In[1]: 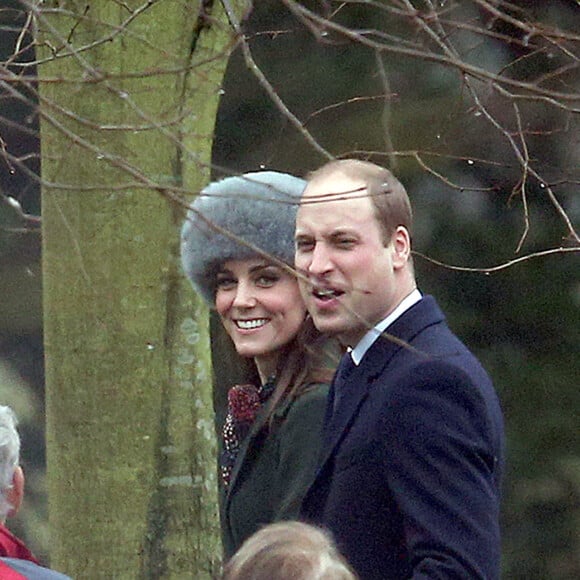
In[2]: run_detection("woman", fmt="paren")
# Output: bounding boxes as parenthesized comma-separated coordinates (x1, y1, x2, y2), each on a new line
(180, 171, 337, 558)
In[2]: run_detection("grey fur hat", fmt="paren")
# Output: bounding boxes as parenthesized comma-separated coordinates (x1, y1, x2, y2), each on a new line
(180, 171, 306, 305)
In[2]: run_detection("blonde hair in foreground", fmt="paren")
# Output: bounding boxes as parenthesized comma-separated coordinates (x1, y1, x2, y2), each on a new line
(221, 521, 357, 580)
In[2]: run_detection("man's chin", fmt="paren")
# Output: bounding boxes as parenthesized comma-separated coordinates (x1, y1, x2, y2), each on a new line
(309, 315, 345, 337)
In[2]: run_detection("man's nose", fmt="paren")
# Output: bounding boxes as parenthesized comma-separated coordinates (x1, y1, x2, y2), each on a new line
(308, 243, 333, 275)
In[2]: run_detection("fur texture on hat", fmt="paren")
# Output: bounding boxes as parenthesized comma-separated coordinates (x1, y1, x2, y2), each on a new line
(180, 171, 306, 305)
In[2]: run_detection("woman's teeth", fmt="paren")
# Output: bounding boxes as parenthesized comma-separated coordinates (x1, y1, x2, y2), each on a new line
(236, 318, 268, 329)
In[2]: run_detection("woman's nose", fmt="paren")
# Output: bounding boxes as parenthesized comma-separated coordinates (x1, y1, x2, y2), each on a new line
(232, 281, 257, 308)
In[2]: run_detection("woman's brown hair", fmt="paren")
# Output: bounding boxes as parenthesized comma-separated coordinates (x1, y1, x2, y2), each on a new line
(262, 315, 339, 428)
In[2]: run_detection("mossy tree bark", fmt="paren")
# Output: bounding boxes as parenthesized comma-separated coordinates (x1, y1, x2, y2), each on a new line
(37, 1, 250, 577)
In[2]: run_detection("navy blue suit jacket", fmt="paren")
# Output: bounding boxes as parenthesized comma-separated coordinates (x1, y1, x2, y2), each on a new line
(301, 296, 504, 579)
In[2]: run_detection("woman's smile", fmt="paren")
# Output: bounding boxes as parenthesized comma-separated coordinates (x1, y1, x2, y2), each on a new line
(215, 258, 306, 379)
(234, 318, 270, 331)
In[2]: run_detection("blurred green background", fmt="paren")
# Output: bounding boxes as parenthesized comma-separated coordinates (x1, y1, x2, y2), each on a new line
(1, 1, 578, 577)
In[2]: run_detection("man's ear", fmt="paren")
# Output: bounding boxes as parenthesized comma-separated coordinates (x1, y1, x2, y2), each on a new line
(6, 466, 24, 518)
(391, 226, 411, 269)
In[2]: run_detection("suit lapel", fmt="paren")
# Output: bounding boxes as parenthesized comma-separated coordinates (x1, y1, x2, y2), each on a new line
(317, 342, 393, 472)
(312, 296, 445, 483)
(320, 362, 368, 460)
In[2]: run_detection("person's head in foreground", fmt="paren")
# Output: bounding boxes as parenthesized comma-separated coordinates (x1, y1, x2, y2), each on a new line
(221, 521, 357, 580)
(0, 405, 23, 524)
(295, 158, 416, 347)
(0, 405, 72, 579)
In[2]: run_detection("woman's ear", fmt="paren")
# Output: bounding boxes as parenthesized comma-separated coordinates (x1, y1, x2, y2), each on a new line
(6, 466, 24, 518)
(391, 226, 411, 269)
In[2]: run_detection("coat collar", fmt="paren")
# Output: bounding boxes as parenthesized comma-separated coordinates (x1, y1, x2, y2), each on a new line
(224, 395, 270, 507)
(0, 524, 39, 563)
(224, 383, 297, 508)
(315, 296, 444, 479)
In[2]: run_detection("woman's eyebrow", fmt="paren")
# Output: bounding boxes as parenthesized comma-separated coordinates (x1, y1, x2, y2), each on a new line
(248, 263, 277, 274)
(217, 268, 234, 277)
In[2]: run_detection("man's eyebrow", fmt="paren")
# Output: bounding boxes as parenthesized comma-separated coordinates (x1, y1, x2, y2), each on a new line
(329, 228, 356, 236)
(295, 229, 357, 242)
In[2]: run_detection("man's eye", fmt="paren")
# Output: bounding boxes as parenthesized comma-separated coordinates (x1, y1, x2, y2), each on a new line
(296, 239, 314, 251)
(336, 238, 355, 248)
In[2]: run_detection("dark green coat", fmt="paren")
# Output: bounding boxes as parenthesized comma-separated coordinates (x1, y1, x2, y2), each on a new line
(220, 382, 329, 558)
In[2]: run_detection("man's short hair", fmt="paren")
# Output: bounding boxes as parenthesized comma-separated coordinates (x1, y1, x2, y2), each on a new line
(0, 405, 20, 520)
(307, 159, 413, 246)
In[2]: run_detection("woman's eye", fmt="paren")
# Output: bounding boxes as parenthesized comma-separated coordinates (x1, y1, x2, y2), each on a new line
(256, 275, 278, 287)
(216, 277, 236, 290)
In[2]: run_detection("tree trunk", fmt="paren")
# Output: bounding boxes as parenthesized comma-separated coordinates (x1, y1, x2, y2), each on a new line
(37, 1, 250, 577)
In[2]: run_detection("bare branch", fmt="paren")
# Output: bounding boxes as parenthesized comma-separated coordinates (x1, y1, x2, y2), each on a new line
(414, 246, 579, 273)
(222, 0, 334, 161)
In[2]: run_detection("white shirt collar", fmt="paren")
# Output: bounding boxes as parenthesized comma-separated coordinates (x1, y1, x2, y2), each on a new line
(349, 289, 422, 365)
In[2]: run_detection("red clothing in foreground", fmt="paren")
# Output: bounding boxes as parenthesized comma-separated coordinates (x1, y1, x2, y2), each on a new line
(0, 525, 39, 564)
(0, 524, 71, 579)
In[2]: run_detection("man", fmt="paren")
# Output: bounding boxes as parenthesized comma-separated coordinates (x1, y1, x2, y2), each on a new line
(0, 405, 71, 579)
(295, 159, 504, 579)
